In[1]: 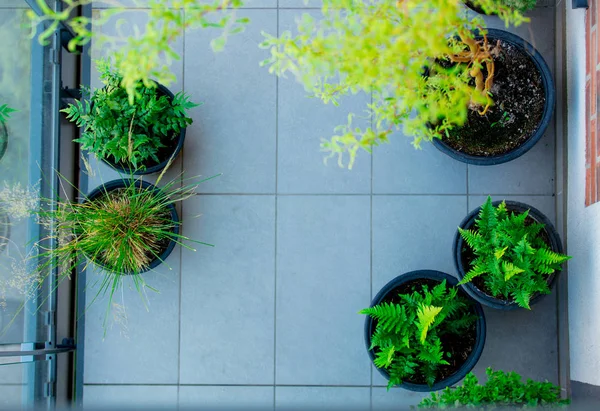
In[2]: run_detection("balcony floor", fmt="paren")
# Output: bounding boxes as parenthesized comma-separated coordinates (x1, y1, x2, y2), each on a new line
(82, 3, 565, 409)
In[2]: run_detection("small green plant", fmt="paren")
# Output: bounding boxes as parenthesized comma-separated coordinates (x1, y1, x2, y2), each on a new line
(62, 60, 198, 171)
(471, 0, 537, 14)
(490, 111, 510, 128)
(360, 280, 477, 389)
(28, 0, 249, 102)
(418, 367, 568, 408)
(260, 0, 529, 169)
(458, 197, 571, 309)
(0, 104, 16, 125)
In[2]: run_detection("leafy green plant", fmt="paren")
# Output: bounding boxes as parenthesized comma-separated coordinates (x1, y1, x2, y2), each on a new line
(418, 367, 568, 408)
(62, 60, 198, 171)
(470, 0, 537, 14)
(360, 279, 477, 389)
(0, 104, 16, 125)
(28, 0, 249, 102)
(260, 0, 529, 169)
(458, 197, 571, 309)
(0, 165, 218, 333)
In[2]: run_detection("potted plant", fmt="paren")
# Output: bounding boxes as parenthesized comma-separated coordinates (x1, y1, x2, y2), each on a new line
(0, 169, 218, 333)
(0, 104, 16, 163)
(418, 367, 568, 408)
(454, 197, 571, 310)
(361, 270, 486, 391)
(259, 0, 553, 168)
(430, 28, 554, 165)
(62, 60, 198, 175)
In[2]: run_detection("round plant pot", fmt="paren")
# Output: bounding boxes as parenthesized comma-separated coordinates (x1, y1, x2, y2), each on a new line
(432, 28, 555, 165)
(364, 269, 486, 392)
(100, 82, 187, 176)
(453, 201, 564, 310)
(85, 179, 180, 274)
(0, 208, 10, 254)
(0, 123, 8, 163)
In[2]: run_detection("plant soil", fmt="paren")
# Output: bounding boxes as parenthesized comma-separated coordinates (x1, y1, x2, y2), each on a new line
(442, 38, 545, 157)
(87, 188, 173, 271)
(460, 207, 552, 301)
(372, 278, 477, 386)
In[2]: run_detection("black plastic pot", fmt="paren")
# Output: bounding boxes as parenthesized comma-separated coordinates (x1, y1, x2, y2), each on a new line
(100, 82, 187, 176)
(432, 28, 555, 166)
(0, 123, 8, 163)
(0, 208, 9, 254)
(463, 0, 493, 14)
(453, 201, 564, 310)
(364, 269, 486, 392)
(85, 179, 180, 274)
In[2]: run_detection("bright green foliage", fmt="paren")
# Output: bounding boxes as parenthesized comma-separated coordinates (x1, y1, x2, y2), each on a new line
(260, 0, 529, 169)
(29, 168, 219, 333)
(418, 367, 569, 408)
(0, 104, 16, 125)
(28, 0, 249, 102)
(471, 0, 537, 14)
(61, 60, 198, 171)
(360, 280, 477, 389)
(458, 197, 571, 309)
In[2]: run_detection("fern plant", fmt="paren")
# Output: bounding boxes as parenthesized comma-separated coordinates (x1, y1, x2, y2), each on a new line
(418, 367, 568, 408)
(458, 197, 571, 309)
(61, 60, 199, 171)
(360, 280, 477, 389)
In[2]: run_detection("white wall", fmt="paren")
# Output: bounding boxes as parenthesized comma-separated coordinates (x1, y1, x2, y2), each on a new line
(566, 2, 600, 386)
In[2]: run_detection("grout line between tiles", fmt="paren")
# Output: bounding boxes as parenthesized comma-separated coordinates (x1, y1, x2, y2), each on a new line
(273, 6, 280, 406)
(191, 192, 557, 197)
(369, 86, 374, 396)
(176, 7, 186, 403)
(84, 383, 384, 387)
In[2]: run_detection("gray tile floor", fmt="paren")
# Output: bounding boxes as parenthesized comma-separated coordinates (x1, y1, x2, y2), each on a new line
(82, 3, 563, 410)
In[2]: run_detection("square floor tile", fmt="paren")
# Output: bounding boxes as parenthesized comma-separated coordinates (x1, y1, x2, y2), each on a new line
(276, 387, 370, 409)
(373, 135, 467, 195)
(371, 387, 430, 410)
(372, 195, 467, 292)
(277, 10, 371, 194)
(279, 0, 322, 8)
(179, 195, 276, 384)
(183, 10, 277, 194)
(83, 385, 178, 408)
(83, 251, 181, 384)
(467, 122, 555, 196)
(179, 386, 274, 410)
(276, 196, 371, 385)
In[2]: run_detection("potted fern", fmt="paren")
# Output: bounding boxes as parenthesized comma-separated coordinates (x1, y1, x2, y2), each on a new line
(361, 270, 486, 391)
(454, 197, 571, 310)
(62, 60, 198, 175)
(260, 1, 553, 168)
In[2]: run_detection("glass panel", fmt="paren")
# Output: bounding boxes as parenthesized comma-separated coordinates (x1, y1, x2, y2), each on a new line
(0, 1, 53, 344)
(0, 357, 50, 409)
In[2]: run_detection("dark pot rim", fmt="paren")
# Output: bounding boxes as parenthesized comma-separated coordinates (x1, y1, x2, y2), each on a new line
(364, 269, 486, 392)
(99, 82, 187, 176)
(0, 123, 8, 163)
(431, 28, 555, 166)
(0, 208, 10, 255)
(453, 200, 564, 310)
(84, 179, 180, 275)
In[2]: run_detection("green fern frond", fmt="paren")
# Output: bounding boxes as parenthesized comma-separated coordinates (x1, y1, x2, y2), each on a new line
(501, 261, 525, 282)
(417, 304, 443, 344)
(360, 302, 407, 334)
(374, 345, 396, 368)
(459, 263, 487, 284)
